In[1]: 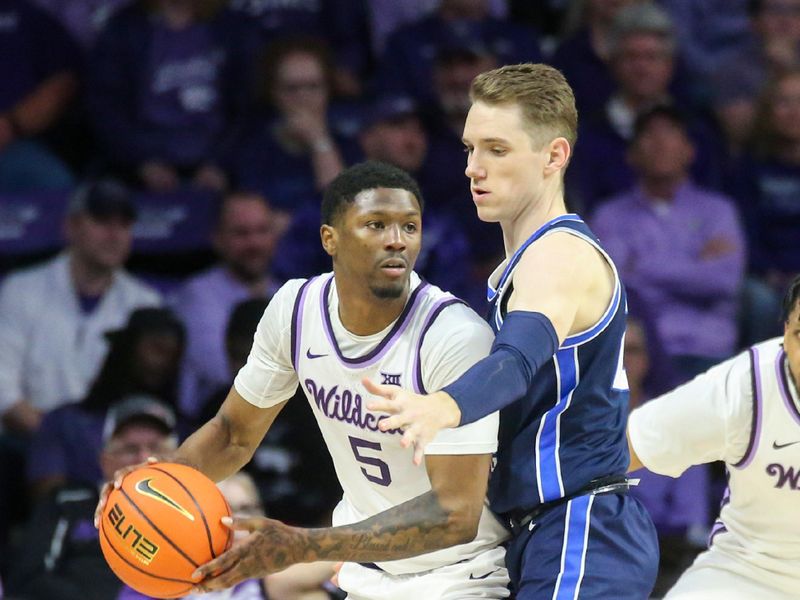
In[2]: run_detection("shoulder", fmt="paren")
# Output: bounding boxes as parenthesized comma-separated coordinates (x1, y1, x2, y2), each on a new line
(0, 255, 61, 302)
(113, 271, 161, 304)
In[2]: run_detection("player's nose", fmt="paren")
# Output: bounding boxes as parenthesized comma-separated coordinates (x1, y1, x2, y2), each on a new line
(465, 155, 485, 179)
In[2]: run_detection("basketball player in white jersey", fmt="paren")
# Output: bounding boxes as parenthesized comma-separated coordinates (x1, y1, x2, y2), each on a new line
(627, 274, 800, 600)
(96, 161, 509, 599)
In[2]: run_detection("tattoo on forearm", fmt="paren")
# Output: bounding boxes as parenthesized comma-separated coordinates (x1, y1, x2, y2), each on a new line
(290, 491, 465, 562)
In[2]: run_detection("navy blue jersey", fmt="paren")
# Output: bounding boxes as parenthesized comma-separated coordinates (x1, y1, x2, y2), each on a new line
(487, 215, 630, 515)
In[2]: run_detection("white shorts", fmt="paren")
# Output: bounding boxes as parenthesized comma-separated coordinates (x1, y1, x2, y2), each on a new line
(665, 549, 794, 600)
(337, 546, 509, 600)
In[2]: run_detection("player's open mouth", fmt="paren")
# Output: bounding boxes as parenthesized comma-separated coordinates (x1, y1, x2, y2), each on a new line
(471, 187, 489, 202)
(379, 258, 407, 277)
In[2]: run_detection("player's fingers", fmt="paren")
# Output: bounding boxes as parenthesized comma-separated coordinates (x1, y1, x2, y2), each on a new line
(368, 398, 401, 415)
(413, 442, 425, 466)
(378, 413, 409, 431)
(222, 516, 268, 532)
(94, 482, 113, 527)
(191, 551, 236, 582)
(361, 377, 395, 400)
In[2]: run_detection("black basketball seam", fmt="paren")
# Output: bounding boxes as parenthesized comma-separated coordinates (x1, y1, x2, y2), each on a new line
(119, 486, 200, 569)
(100, 513, 195, 590)
(149, 465, 221, 558)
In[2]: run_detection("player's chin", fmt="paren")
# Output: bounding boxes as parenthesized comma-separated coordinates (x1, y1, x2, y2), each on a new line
(369, 280, 406, 299)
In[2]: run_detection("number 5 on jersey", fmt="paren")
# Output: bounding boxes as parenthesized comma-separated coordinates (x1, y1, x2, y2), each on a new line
(349, 436, 392, 486)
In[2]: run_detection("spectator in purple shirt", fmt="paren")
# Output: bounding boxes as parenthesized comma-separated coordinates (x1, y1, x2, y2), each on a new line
(30, 0, 133, 50)
(228, 36, 347, 215)
(624, 317, 710, 598)
(591, 105, 745, 382)
(568, 2, 724, 214)
(0, 0, 80, 192)
(172, 192, 282, 420)
(87, 0, 253, 193)
(374, 0, 541, 107)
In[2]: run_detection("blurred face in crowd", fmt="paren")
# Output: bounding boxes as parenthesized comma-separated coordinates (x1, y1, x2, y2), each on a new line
(623, 319, 650, 403)
(66, 214, 134, 272)
(322, 188, 422, 300)
(770, 73, 800, 144)
(360, 115, 428, 173)
(629, 115, 694, 181)
(100, 422, 176, 478)
(612, 32, 674, 103)
(215, 194, 278, 283)
(132, 331, 183, 391)
(435, 54, 498, 122)
(273, 51, 328, 116)
(755, 0, 800, 41)
(217, 474, 264, 546)
(784, 300, 800, 390)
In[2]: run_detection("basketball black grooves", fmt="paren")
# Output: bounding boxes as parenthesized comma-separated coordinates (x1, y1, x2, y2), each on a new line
(149, 465, 227, 558)
(100, 516, 194, 589)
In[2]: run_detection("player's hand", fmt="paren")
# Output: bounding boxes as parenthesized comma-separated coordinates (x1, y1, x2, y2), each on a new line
(191, 517, 304, 593)
(94, 455, 165, 528)
(363, 379, 461, 465)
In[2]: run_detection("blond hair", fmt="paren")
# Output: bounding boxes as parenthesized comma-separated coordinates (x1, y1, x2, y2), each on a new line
(470, 63, 578, 148)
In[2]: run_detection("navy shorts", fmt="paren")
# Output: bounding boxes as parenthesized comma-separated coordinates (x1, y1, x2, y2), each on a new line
(505, 493, 658, 599)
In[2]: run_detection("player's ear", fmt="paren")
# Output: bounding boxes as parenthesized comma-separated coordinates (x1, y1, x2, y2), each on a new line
(320, 224, 337, 257)
(544, 137, 570, 175)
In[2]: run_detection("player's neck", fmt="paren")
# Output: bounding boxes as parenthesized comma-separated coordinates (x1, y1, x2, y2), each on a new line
(502, 186, 567, 257)
(334, 279, 410, 336)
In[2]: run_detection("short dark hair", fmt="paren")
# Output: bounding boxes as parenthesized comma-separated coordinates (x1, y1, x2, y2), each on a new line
(321, 161, 424, 225)
(632, 104, 689, 142)
(226, 298, 269, 342)
(782, 274, 800, 322)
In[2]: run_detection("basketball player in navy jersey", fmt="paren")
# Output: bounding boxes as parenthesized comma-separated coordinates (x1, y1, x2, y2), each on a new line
(365, 64, 659, 599)
(627, 276, 800, 600)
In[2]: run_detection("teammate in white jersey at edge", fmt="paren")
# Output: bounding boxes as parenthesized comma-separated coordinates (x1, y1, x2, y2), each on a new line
(96, 160, 509, 600)
(628, 274, 800, 600)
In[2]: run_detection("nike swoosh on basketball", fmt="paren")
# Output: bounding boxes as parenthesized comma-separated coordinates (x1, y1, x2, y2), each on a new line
(469, 568, 500, 580)
(772, 440, 800, 450)
(135, 478, 195, 521)
(306, 349, 328, 359)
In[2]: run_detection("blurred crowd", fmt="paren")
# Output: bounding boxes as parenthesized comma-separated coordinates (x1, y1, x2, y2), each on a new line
(1, 0, 799, 598)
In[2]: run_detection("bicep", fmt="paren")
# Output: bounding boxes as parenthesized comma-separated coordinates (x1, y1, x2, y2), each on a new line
(217, 386, 289, 450)
(507, 234, 595, 343)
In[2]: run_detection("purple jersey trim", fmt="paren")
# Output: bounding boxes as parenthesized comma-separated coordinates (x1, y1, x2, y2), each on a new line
(776, 348, 800, 426)
(290, 278, 316, 370)
(411, 297, 465, 394)
(319, 275, 430, 368)
(708, 520, 727, 547)
(733, 347, 763, 469)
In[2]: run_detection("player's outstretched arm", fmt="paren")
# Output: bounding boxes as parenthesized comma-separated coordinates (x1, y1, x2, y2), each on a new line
(190, 453, 491, 592)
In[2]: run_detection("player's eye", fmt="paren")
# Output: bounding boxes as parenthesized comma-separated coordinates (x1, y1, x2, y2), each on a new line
(491, 147, 507, 156)
(367, 221, 384, 229)
(404, 222, 418, 233)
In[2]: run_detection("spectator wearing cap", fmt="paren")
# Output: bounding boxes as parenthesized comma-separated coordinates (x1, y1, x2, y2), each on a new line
(567, 2, 725, 214)
(7, 394, 178, 600)
(591, 105, 745, 382)
(374, 0, 541, 107)
(0, 180, 160, 434)
(86, 0, 254, 193)
(26, 307, 185, 498)
(172, 193, 281, 419)
(0, 0, 81, 193)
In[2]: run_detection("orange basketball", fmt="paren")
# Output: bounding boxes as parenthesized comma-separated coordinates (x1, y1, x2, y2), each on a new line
(99, 463, 232, 599)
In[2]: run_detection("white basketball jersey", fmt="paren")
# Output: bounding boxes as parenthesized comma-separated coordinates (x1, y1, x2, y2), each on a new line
(289, 273, 507, 575)
(710, 337, 800, 592)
